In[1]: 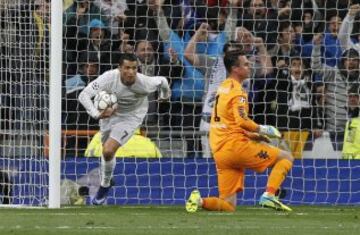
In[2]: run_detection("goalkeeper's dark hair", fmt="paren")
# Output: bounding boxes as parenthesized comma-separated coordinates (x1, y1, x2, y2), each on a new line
(223, 49, 246, 73)
(118, 53, 138, 66)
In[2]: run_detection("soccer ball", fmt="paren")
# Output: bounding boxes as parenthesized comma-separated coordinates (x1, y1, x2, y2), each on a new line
(93, 91, 117, 111)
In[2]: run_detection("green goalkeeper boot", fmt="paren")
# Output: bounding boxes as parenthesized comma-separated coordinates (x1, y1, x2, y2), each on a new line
(186, 190, 201, 213)
(259, 193, 292, 212)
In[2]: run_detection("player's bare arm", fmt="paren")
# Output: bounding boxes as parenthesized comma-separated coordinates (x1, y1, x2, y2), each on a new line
(98, 106, 116, 119)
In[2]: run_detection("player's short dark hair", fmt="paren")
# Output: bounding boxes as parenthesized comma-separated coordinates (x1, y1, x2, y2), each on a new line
(119, 53, 138, 66)
(223, 49, 245, 73)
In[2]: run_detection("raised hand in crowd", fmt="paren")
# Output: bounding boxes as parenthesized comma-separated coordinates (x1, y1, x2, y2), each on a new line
(348, 4, 360, 17)
(278, 1, 291, 18)
(194, 22, 209, 42)
(235, 26, 254, 52)
(148, 0, 163, 14)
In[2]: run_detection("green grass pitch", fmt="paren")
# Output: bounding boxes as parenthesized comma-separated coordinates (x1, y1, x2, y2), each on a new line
(0, 206, 359, 235)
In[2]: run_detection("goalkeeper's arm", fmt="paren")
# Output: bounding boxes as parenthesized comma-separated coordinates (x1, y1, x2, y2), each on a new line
(243, 131, 271, 143)
(232, 96, 281, 139)
(258, 125, 282, 139)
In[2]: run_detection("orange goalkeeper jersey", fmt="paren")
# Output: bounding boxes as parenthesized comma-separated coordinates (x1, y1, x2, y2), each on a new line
(209, 78, 259, 153)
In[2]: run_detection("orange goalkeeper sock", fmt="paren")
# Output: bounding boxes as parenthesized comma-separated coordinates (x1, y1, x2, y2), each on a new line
(266, 159, 293, 195)
(202, 197, 235, 212)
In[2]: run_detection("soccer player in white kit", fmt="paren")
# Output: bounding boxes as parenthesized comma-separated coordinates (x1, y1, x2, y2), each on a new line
(78, 53, 171, 205)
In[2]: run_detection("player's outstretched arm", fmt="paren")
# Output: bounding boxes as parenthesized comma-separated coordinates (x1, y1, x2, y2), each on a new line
(158, 77, 171, 101)
(136, 73, 171, 99)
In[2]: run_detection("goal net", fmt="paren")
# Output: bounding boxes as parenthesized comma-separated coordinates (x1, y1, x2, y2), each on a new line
(0, 0, 359, 207)
(0, 0, 50, 205)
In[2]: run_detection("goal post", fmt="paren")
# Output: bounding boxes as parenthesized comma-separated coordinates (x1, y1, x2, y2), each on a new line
(0, 0, 62, 208)
(48, 0, 63, 209)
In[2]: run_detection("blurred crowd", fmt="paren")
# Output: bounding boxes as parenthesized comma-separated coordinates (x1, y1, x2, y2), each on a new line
(0, 0, 359, 158)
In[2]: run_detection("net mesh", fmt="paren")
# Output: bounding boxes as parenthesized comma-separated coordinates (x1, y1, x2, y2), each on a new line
(0, 0, 360, 206)
(0, 0, 49, 205)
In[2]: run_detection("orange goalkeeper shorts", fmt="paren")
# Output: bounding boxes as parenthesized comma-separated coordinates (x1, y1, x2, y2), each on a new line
(213, 138, 280, 199)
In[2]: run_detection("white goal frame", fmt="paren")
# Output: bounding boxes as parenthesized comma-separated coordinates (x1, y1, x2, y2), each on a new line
(48, 0, 62, 209)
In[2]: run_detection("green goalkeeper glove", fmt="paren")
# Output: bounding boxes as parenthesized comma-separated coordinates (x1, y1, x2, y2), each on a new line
(259, 125, 282, 139)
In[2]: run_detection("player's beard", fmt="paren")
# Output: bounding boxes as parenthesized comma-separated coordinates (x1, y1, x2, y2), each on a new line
(121, 76, 136, 86)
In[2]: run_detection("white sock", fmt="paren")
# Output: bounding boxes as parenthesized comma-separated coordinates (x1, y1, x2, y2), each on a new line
(199, 197, 203, 206)
(100, 156, 116, 187)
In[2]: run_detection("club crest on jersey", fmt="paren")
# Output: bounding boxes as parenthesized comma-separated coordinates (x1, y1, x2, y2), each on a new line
(239, 96, 246, 103)
(92, 82, 100, 90)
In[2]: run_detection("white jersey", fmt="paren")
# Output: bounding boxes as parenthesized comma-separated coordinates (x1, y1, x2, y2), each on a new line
(201, 56, 250, 121)
(202, 56, 227, 119)
(78, 69, 170, 124)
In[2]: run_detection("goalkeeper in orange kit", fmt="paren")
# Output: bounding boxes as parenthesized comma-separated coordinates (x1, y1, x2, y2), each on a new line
(186, 50, 294, 212)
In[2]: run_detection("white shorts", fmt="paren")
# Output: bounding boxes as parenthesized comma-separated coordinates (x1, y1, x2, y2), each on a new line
(100, 116, 142, 146)
(200, 119, 212, 158)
